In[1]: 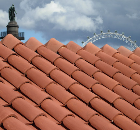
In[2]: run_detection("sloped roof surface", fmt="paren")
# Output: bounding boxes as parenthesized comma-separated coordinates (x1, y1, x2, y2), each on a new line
(0, 34, 140, 129)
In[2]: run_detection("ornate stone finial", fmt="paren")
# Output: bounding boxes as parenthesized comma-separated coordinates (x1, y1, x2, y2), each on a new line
(8, 4, 17, 21)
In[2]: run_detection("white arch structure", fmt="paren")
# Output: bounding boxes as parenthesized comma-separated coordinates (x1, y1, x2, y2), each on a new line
(82, 30, 139, 50)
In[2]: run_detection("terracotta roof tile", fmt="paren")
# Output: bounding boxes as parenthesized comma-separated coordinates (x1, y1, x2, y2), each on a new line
(54, 58, 79, 76)
(130, 63, 140, 75)
(26, 68, 55, 89)
(0, 44, 16, 60)
(95, 60, 119, 77)
(0, 105, 17, 125)
(20, 83, 51, 106)
(67, 41, 83, 53)
(113, 85, 140, 105)
(114, 115, 140, 130)
(66, 98, 97, 121)
(117, 46, 133, 57)
(77, 49, 100, 65)
(134, 99, 140, 109)
(72, 70, 99, 89)
(1, 34, 23, 50)
(46, 83, 75, 105)
(131, 73, 140, 85)
(32, 56, 57, 75)
(129, 53, 140, 65)
(1, 35, 140, 129)
(113, 53, 134, 66)
(41, 99, 73, 123)
(75, 59, 100, 76)
(14, 44, 39, 62)
(12, 98, 45, 122)
(34, 116, 66, 130)
(69, 83, 98, 104)
(133, 85, 140, 96)
(93, 72, 120, 90)
(63, 116, 94, 130)
(1, 68, 30, 89)
(89, 115, 120, 130)
(96, 51, 119, 66)
(0, 82, 23, 105)
(133, 47, 140, 57)
(7, 55, 34, 74)
(90, 98, 122, 120)
(25, 37, 44, 51)
(0, 98, 8, 106)
(3, 117, 33, 130)
(83, 42, 101, 55)
(6, 106, 31, 124)
(58, 47, 82, 64)
(113, 62, 137, 78)
(50, 69, 77, 89)
(0, 60, 10, 72)
(45, 38, 66, 53)
(113, 73, 138, 90)
(102, 44, 119, 56)
(92, 84, 121, 104)
(113, 98, 140, 121)
(37, 45, 61, 63)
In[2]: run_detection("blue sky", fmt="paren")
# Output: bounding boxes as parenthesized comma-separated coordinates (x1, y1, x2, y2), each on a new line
(0, 0, 140, 51)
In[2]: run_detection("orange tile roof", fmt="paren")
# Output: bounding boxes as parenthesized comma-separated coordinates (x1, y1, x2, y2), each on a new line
(0, 34, 140, 129)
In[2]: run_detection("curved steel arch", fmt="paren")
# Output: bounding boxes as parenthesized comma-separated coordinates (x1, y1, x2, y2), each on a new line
(82, 31, 139, 50)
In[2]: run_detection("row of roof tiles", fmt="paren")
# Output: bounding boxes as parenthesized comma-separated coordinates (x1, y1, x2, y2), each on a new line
(0, 34, 140, 130)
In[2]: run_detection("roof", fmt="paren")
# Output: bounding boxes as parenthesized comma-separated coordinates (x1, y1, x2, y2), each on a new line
(0, 34, 140, 130)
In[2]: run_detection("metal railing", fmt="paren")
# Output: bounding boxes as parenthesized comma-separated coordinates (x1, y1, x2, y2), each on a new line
(0, 31, 7, 38)
(18, 32, 24, 38)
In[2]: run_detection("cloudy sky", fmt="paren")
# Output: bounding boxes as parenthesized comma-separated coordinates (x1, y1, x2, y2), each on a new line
(0, 0, 140, 51)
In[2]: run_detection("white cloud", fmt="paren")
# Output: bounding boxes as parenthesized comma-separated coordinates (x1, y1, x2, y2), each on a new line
(126, 13, 140, 19)
(0, 10, 9, 28)
(18, 0, 103, 32)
